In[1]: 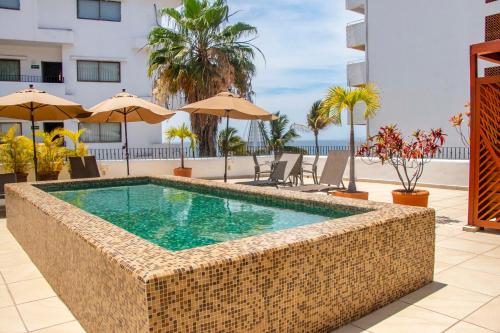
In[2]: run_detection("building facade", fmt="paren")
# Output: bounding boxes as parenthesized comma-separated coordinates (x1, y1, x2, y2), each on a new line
(346, 0, 500, 146)
(0, 0, 180, 148)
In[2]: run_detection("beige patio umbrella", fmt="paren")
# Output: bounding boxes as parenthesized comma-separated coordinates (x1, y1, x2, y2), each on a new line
(80, 89, 175, 175)
(181, 91, 276, 182)
(0, 84, 90, 180)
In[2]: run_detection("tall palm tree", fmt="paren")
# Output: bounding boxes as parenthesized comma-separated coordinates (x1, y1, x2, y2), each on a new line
(321, 84, 380, 193)
(147, 0, 261, 157)
(302, 99, 337, 155)
(259, 111, 300, 156)
(218, 127, 245, 156)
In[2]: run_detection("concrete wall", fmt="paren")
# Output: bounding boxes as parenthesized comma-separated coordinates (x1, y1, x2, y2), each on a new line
(366, 0, 500, 146)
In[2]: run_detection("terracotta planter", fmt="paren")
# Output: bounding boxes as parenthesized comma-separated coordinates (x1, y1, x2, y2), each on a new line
(329, 190, 369, 200)
(392, 189, 429, 207)
(37, 171, 60, 182)
(15, 172, 28, 183)
(173, 167, 192, 178)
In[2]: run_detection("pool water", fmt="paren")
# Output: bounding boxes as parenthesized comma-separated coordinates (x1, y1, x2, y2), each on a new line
(50, 183, 352, 251)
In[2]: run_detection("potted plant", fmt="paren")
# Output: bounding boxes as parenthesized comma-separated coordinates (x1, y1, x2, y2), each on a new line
(0, 125, 33, 182)
(61, 129, 89, 178)
(357, 125, 446, 207)
(165, 123, 197, 177)
(35, 129, 68, 181)
(321, 83, 380, 200)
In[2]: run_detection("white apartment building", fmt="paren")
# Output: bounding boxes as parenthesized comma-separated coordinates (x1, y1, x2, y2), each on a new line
(0, 0, 180, 149)
(346, 0, 500, 147)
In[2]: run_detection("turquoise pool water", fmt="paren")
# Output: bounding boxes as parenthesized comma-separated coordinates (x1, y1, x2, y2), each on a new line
(50, 183, 352, 251)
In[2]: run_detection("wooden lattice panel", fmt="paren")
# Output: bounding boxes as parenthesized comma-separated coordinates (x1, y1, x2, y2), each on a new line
(485, 66, 500, 76)
(474, 80, 500, 227)
(485, 13, 500, 42)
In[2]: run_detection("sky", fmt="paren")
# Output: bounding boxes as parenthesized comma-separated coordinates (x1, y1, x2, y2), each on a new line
(168, 0, 365, 143)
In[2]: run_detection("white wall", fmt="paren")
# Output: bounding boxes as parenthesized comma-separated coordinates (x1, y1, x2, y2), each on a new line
(366, 0, 500, 146)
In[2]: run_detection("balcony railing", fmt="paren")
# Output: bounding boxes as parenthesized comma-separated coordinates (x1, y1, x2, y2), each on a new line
(0, 74, 64, 83)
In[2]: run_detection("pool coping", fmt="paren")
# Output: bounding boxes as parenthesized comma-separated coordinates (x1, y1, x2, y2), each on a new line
(6, 175, 432, 283)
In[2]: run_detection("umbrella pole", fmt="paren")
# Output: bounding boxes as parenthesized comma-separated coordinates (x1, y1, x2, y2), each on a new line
(124, 111, 130, 176)
(30, 111, 38, 181)
(224, 111, 229, 183)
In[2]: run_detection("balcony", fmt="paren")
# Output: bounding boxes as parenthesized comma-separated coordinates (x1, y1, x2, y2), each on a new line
(346, 0, 365, 14)
(346, 19, 366, 51)
(347, 60, 366, 87)
(0, 74, 64, 83)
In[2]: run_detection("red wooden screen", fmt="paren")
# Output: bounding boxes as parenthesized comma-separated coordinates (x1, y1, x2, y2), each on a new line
(469, 41, 500, 230)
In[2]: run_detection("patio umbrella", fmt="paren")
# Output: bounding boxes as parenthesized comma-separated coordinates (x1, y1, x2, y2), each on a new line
(80, 89, 175, 175)
(0, 84, 89, 180)
(181, 91, 275, 182)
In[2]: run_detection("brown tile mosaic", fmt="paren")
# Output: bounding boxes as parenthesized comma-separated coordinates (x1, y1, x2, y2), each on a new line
(5, 176, 435, 333)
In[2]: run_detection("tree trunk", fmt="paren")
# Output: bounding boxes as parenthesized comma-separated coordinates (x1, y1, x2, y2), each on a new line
(314, 130, 319, 155)
(180, 138, 184, 169)
(347, 108, 357, 192)
(190, 113, 218, 157)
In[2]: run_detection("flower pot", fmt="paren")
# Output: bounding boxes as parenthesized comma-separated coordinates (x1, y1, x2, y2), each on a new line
(173, 167, 192, 178)
(392, 189, 429, 207)
(15, 172, 28, 183)
(37, 171, 60, 182)
(329, 190, 369, 200)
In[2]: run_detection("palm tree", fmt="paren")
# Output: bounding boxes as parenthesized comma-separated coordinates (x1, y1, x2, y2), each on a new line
(165, 123, 198, 169)
(148, 0, 261, 157)
(259, 111, 300, 156)
(218, 127, 245, 156)
(321, 84, 380, 193)
(297, 99, 337, 155)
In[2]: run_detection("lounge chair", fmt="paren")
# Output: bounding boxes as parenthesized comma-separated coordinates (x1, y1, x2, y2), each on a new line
(252, 153, 272, 181)
(301, 154, 319, 184)
(0, 173, 16, 199)
(69, 156, 100, 179)
(237, 153, 302, 188)
(285, 151, 349, 192)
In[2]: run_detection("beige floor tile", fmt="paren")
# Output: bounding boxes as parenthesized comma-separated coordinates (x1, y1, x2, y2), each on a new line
(464, 297, 500, 332)
(0, 251, 31, 269)
(353, 301, 457, 333)
(0, 263, 43, 284)
(457, 232, 500, 246)
(435, 261, 454, 274)
(0, 306, 26, 333)
(459, 255, 500, 276)
(0, 285, 13, 308)
(401, 282, 492, 319)
(438, 238, 497, 255)
(435, 247, 477, 265)
(8, 278, 56, 304)
(435, 266, 500, 296)
(17, 297, 75, 332)
(483, 247, 500, 259)
(445, 322, 496, 333)
(0, 240, 23, 256)
(329, 324, 371, 333)
(436, 225, 466, 237)
(30, 321, 86, 333)
(436, 235, 451, 243)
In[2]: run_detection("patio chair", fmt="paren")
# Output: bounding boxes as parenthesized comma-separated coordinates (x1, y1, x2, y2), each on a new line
(285, 150, 349, 192)
(237, 153, 302, 188)
(301, 154, 319, 184)
(69, 156, 100, 179)
(0, 173, 16, 200)
(252, 153, 272, 181)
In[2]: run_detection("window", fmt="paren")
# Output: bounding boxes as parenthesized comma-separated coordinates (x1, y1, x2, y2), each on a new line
(77, 60, 120, 82)
(77, 0, 121, 22)
(79, 123, 121, 143)
(0, 122, 22, 142)
(0, 0, 20, 10)
(0, 59, 20, 81)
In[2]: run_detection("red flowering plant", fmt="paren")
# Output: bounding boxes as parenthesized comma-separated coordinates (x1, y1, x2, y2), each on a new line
(357, 125, 446, 192)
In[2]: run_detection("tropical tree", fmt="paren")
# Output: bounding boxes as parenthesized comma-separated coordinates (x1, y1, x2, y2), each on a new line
(148, 0, 261, 156)
(218, 127, 245, 156)
(61, 128, 88, 157)
(35, 129, 68, 177)
(259, 111, 300, 156)
(321, 84, 380, 193)
(165, 123, 198, 169)
(0, 125, 33, 180)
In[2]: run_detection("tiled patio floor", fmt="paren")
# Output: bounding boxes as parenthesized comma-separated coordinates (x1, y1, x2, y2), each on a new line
(1, 180, 499, 333)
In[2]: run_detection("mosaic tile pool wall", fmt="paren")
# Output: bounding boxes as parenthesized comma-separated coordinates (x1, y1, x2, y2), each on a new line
(6, 176, 435, 333)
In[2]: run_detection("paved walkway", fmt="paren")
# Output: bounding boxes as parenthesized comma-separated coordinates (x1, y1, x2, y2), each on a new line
(0, 181, 499, 333)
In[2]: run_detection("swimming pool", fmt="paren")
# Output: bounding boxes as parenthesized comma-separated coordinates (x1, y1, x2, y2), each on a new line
(50, 183, 352, 251)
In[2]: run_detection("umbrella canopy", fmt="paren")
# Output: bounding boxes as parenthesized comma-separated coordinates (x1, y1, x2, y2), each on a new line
(0, 85, 90, 181)
(81, 90, 175, 124)
(180, 91, 276, 120)
(80, 90, 175, 176)
(180, 91, 275, 182)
